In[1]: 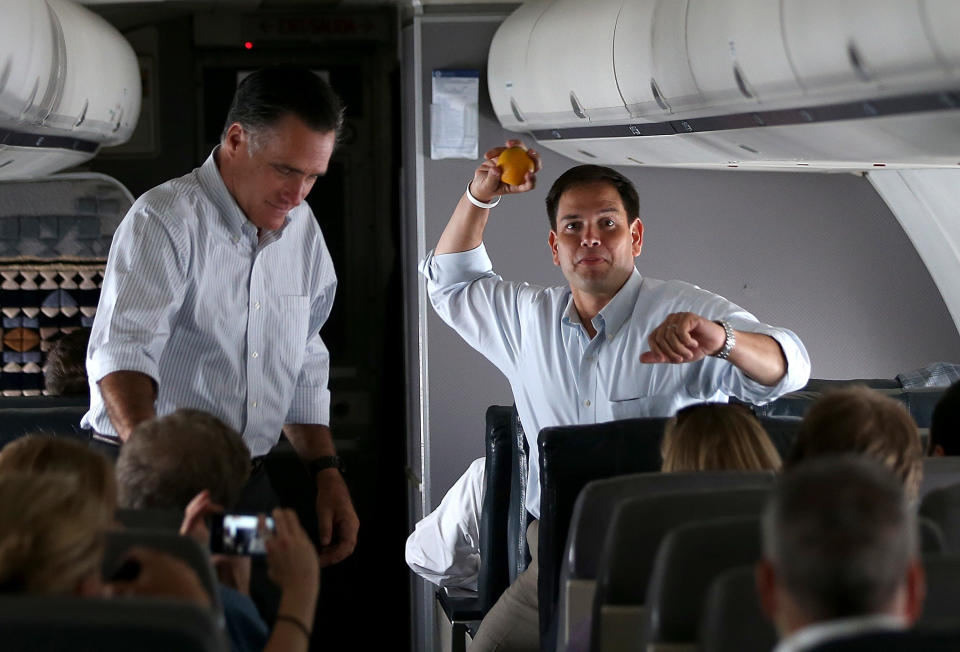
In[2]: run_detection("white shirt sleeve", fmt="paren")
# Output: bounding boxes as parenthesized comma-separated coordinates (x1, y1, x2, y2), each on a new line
(405, 457, 486, 590)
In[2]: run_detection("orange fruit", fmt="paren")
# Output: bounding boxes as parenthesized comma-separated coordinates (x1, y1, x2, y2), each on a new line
(497, 147, 535, 186)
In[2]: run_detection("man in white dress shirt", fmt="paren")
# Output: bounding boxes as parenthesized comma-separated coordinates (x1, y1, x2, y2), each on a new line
(756, 456, 926, 652)
(420, 141, 811, 650)
(83, 67, 357, 566)
(405, 457, 485, 590)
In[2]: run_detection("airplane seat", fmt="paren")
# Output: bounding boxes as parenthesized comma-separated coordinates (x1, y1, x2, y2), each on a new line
(436, 405, 528, 648)
(920, 458, 960, 498)
(754, 379, 946, 429)
(756, 415, 803, 460)
(0, 595, 224, 652)
(0, 405, 92, 450)
(589, 488, 771, 652)
(698, 566, 775, 652)
(115, 508, 185, 532)
(643, 517, 763, 652)
(556, 470, 774, 650)
(103, 528, 224, 622)
(537, 417, 667, 651)
(698, 524, 949, 652)
(919, 484, 960, 553)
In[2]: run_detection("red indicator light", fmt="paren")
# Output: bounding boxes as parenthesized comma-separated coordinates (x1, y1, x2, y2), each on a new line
(244, 41, 253, 50)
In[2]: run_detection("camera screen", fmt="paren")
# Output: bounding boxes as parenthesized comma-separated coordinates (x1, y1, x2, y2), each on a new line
(217, 514, 275, 555)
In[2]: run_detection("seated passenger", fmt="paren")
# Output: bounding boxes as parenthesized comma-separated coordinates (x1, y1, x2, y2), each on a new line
(929, 380, 960, 457)
(44, 328, 91, 397)
(405, 457, 485, 591)
(786, 387, 922, 501)
(116, 409, 320, 652)
(660, 403, 782, 472)
(0, 471, 208, 605)
(756, 456, 925, 651)
(0, 434, 115, 506)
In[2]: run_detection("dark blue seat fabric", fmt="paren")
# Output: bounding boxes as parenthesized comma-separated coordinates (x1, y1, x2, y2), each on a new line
(0, 405, 90, 449)
(537, 416, 666, 651)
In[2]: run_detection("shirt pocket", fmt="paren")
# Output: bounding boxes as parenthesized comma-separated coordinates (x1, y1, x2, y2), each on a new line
(276, 295, 310, 370)
(607, 367, 682, 419)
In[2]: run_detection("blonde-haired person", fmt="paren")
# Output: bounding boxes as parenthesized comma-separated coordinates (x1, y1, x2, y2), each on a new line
(0, 436, 209, 605)
(661, 403, 782, 472)
(0, 434, 116, 508)
(786, 386, 923, 501)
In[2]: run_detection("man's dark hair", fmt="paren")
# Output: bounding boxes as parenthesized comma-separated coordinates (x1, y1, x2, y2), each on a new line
(44, 329, 91, 396)
(116, 409, 251, 510)
(930, 380, 960, 456)
(221, 66, 345, 141)
(762, 456, 916, 621)
(544, 164, 640, 230)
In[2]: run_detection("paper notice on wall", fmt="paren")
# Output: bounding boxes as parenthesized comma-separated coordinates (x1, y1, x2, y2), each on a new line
(430, 69, 479, 160)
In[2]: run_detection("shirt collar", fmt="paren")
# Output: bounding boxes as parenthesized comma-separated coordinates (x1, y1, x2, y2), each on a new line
(560, 268, 642, 336)
(197, 147, 292, 242)
(598, 267, 642, 338)
(772, 614, 906, 652)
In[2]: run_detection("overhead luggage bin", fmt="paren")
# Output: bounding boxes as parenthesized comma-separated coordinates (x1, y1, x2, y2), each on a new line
(615, 0, 703, 118)
(922, 0, 960, 73)
(488, 0, 551, 131)
(523, 0, 630, 128)
(782, 0, 945, 98)
(686, 0, 803, 111)
(0, 0, 141, 179)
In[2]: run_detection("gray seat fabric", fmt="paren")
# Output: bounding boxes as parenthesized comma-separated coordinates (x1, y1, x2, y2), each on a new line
(919, 483, 960, 552)
(103, 528, 223, 618)
(591, 488, 771, 651)
(557, 471, 774, 649)
(698, 566, 776, 652)
(920, 457, 960, 498)
(0, 595, 224, 652)
(919, 554, 960, 628)
(644, 517, 763, 650)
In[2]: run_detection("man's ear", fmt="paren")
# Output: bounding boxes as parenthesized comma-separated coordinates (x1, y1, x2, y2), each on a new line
(903, 559, 926, 625)
(755, 559, 779, 623)
(631, 218, 643, 257)
(548, 230, 560, 267)
(222, 123, 246, 158)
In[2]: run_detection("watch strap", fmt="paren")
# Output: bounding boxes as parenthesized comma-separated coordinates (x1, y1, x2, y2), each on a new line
(712, 320, 736, 360)
(307, 455, 344, 475)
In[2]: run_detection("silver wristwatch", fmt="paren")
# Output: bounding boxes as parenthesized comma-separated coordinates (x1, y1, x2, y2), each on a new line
(712, 320, 736, 359)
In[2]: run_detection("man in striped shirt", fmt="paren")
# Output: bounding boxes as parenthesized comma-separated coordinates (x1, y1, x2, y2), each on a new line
(83, 67, 358, 567)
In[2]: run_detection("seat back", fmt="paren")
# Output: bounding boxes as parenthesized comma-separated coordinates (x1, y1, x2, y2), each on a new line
(644, 517, 763, 652)
(919, 554, 960, 628)
(537, 416, 666, 650)
(919, 484, 960, 552)
(103, 529, 222, 618)
(478, 405, 517, 613)
(920, 458, 960, 498)
(557, 471, 774, 649)
(699, 565, 777, 652)
(757, 415, 802, 460)
(508, 406, 530, 583)
(591, 488, 771, 652)
(0, 405, 91, 448)
(0, 595, 224, 652)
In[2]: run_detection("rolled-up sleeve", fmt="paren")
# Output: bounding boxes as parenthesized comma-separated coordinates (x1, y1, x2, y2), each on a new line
(87, 203, 188, 386)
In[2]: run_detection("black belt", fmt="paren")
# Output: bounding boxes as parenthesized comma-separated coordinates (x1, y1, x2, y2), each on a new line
(91, 432, 122, 446)
(250, 455, 268, 476)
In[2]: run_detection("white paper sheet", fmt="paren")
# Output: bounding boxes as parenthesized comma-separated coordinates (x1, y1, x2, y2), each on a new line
(430, 70, 479, 160)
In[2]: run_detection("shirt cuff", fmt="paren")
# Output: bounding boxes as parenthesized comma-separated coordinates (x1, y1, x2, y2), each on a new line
(419, 244, 493, 287)
(728, 323, 811, 401)
(285, 386, 330, 426)
(87, 346, 160, 386)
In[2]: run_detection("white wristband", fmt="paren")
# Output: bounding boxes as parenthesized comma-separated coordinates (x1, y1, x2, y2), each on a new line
(465, 181, 501, 209)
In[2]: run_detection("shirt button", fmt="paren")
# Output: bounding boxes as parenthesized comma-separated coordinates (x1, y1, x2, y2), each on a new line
(585, 355, 594, 362)
(232, 236, 240, 244)
(250, 401, 258, 408)
(606, 334, 613, 341)
(584, 399, 591, 407)
(251, 352, 259, 359)
(254, 302, 261, 310)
